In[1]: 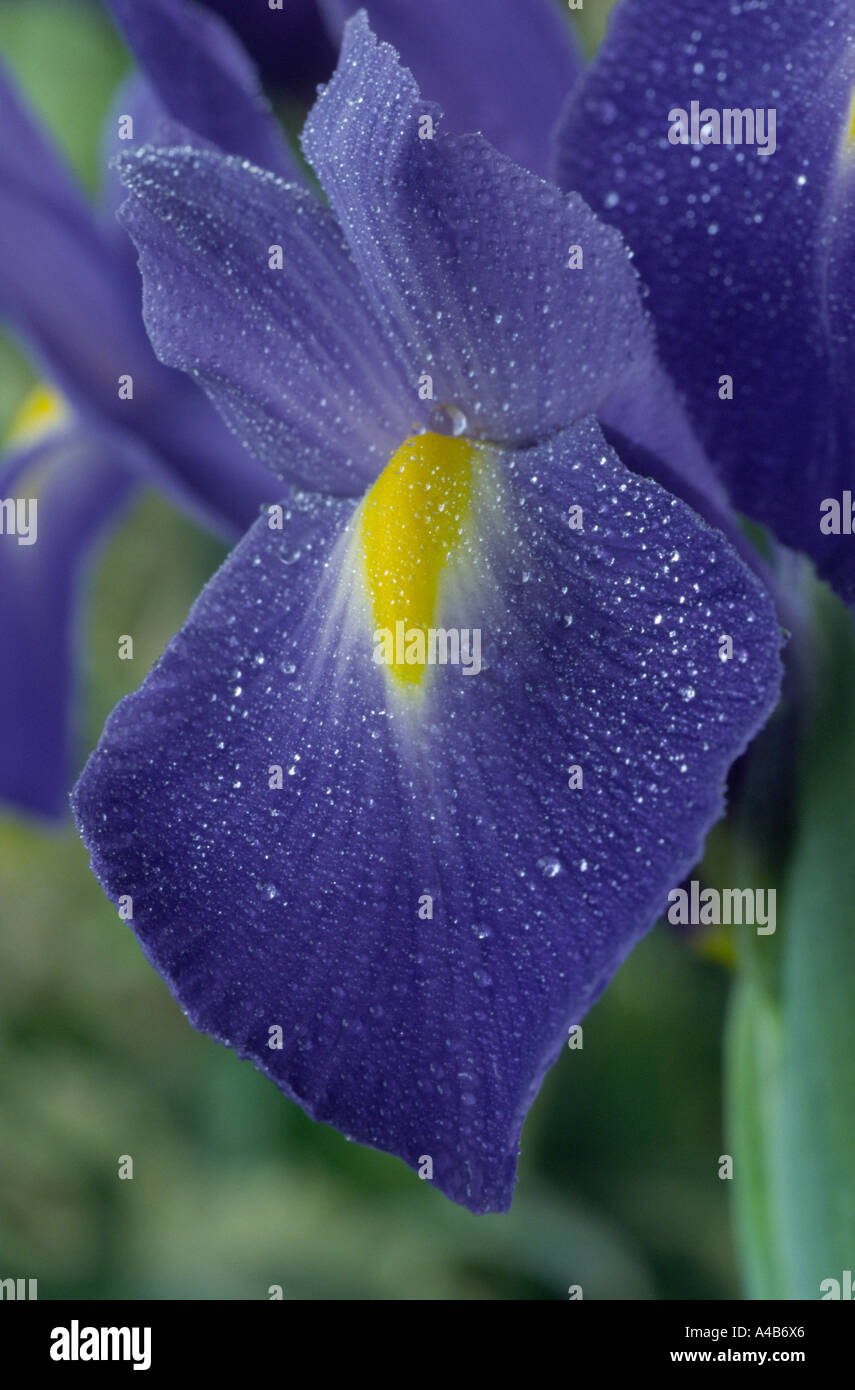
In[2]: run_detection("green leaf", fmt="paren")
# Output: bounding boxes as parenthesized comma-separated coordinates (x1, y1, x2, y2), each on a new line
(728, 580, 855, 1299)
(777, 585, 855, 1298)
(726, 974, 787, 1299)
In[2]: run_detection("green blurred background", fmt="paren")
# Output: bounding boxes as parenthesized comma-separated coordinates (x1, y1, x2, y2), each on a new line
(0, 0, 851, 1301)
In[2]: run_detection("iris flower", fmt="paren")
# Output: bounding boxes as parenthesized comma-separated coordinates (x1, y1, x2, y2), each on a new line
(73, 15, 782, 1212)
(555, 0, 855, 610)
(105, 0, 752, 556)
(0, 0, 581, 821)
(0, 6, 292, 816)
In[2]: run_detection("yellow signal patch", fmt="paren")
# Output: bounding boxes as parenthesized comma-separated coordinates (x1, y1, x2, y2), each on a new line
(360, 432, 478, 687)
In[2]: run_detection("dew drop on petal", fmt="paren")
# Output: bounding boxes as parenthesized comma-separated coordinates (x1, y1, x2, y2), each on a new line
(426, 402, 468, 437)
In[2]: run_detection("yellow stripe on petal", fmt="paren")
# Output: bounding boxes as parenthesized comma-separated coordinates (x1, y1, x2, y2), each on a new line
(842, 88, 855, 157)
(6, 384, 69, 448)
(360, 432, 478, 688)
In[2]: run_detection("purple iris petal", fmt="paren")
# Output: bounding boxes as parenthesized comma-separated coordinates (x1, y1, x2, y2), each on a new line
(73, 419, 781, 1211)
(0, 56, 286, 820)
(598, 359, 768, 580)
(299, 16, 649, 449)
(0, 61, 275, 538)
(74, 16, 783, 1210)
(106, 0, 299, 179)
(320, 0, 583, 178)
(117, 147, 414, 495)
(600, 361, 731, 522)
(555, 0, 855, 608)
(0, 58, 163, 421)
(601, 364, 799, 640)
(99, 72, 172, 246)
(0, 427, 136, 818)
(198, 0, 582, 174)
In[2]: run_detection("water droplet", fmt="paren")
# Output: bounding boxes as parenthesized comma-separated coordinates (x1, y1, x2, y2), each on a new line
(426, 402, 468, 437)
(537, 855, 563, 878)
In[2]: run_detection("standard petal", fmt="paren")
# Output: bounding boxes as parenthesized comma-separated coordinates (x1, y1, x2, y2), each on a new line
(301, 13, 651, 447)
(73, 420, 782, 1211)
(116, 144, 414, 494)
(0, 427, 136, 819)
(319, 0, 583, 177)
(555, 0, 855, 607)
(105, 0, 300, 179)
